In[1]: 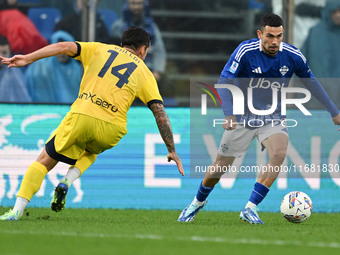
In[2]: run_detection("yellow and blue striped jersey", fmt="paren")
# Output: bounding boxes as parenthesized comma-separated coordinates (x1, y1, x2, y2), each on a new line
(71, 42, 162, 128)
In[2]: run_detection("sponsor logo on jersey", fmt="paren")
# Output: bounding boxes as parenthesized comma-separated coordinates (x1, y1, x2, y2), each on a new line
(252, 67, 262, 74)
(249, 78, 285, 89)
(78, 92, 118, 112)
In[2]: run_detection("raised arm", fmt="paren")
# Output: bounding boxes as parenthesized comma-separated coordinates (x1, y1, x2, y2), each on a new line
(149, 102, 184, 176)
(0, 42, 78, 68)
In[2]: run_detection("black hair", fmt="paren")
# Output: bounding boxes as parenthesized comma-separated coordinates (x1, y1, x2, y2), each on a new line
(261, 13, 283, 30)
(0, 35, 9, 46)
(121, 26, 151, 51)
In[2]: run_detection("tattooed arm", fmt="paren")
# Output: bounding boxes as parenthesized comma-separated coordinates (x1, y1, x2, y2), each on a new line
(149, 102, 185, 176)
(149, 102, 175, 152)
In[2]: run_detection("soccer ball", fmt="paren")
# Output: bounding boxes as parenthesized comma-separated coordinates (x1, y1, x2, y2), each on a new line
(280, 191, 313, 223)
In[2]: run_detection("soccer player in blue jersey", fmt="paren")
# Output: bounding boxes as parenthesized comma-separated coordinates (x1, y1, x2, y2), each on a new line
(178, 13, 340, 224)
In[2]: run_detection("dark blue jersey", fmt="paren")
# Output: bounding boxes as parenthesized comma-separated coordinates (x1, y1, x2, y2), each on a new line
(217, 38, 339, 125)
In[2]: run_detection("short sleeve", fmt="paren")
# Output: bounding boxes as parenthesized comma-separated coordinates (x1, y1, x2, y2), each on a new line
(73, 42, 101, 66)
(136, 68, 163, 107)
(220, 43, 245, 79)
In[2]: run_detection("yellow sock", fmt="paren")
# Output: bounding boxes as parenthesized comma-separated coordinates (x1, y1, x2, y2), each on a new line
(72, 151, 97, 176)
(17, 161, 48, 201)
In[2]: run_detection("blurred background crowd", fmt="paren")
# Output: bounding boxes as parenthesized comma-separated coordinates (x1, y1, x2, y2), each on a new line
(0, 0, 339, 108)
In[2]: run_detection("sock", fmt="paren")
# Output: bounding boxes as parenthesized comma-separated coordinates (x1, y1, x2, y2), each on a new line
(61, 167, 81, 187)
(245, 201, 257, 208)
(245, 182, 270, 208)
(193, 197, 205, 206)
(72, 151, 97, 176)
(13, 197, 28, 217)
(17, 161, 48, 201)
(195, 181, 214, 202)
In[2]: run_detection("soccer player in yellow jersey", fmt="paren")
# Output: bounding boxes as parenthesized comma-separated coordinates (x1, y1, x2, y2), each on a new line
(0, 27, 184, 221)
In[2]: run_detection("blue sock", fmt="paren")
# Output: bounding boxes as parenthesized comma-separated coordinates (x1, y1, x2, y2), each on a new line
(196, 181, 214, 202)
(249, 182, 270, 205)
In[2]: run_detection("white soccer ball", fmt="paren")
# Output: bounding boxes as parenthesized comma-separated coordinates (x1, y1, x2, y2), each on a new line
(280, 191, 313, 223)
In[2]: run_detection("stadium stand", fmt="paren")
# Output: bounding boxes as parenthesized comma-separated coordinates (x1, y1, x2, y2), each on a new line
(149, 0, 259, 105)
(27, 7, 62, 42)
(98, 8, 118, 34)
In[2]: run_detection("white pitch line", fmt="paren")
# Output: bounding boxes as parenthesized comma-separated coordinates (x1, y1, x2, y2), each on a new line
(189, 236, 340, 248)
(1, 230, 340, 249)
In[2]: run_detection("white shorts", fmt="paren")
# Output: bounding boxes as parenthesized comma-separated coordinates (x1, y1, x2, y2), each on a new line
(217, 123, 289, 157)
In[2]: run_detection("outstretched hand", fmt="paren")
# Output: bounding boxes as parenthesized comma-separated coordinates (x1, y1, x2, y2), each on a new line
(0, 55, 32, 68)
(332, 113, 340, 131)
(223, 115, 237, 130)
(167, 152, 185, 176)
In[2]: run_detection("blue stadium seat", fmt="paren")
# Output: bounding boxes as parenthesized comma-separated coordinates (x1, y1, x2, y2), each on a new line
(18, 0, 42, 4)
(98, 9, 118, 33)
(28, 7, 62, 42)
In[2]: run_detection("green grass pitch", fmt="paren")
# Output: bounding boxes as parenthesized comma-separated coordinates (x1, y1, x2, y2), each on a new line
(0, 207, 339, 255)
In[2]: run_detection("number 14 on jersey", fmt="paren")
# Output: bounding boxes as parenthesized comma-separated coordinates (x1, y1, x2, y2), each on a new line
(98, 50, 137, 88)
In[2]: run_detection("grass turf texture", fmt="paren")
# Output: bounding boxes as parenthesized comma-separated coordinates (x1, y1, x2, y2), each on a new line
(0, 207, 339, 255)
